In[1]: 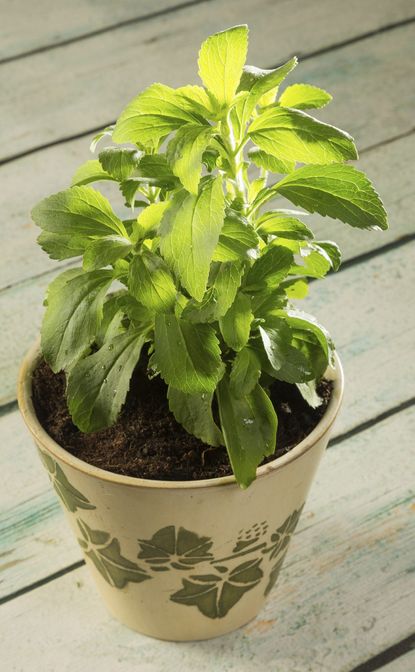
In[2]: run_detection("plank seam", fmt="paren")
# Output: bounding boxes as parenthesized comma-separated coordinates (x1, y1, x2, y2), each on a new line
(347, 632, 415, 672)
(0, 560, 85, 606)
(0, 0, 212, 66)
(1, 21, 414, 167)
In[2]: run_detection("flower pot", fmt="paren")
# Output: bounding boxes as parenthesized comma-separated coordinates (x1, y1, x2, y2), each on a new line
(18, 342, 343, 641)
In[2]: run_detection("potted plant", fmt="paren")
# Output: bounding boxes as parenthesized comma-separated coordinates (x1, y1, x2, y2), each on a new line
(18, 25, 387, 641)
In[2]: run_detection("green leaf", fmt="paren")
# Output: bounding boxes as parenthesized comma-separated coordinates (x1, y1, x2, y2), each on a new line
(116, 294, 154, 331)
(37, 231, 85, 261)
(219, 293, 253, 351)
(279, 83, 332, 110)
(259, 321, 314, 383)
(67, 327, 145, 432)
(129, 250, 177, 313)
(71, 160, 114, 187)
(167, 124, 213, 194)
(181, 262, 243, 323)
(281, 278, 309, 299)
(90, 125, 114, 152)
(32, 186, 127, 240)
(237, 57, 297, 120)
(95, 293, 126, 346)
(290, 248, 331, 278)
(198, 25, 248, 106)
(171, 558, 263, 618)
(248, 147, 295, 175)
(98, 147, 142, 181)
(274, 164, 388, 230)
(77, 520, 149, 587)
(41, 268, 113, 372)
(256, 211, 313, 239)
(112, 83, 203, 147)
(154, 314, 224, 394)
(176, 85, 219, 118)
(213, 211, 259, 262)
(133, 202, 171, 242)
(168, 387, 223, 447)
(284, 309, 334, 365)
(244, 245, 293, 292)
(249, 107, 357, 164)
(296, 380, 323, 409)
(313, 240, 342, 271)
(229, 347, 261, 398)
(160, 176, 225, 301)
(83, 235, 132, 271)
(216, 376, 277, 488)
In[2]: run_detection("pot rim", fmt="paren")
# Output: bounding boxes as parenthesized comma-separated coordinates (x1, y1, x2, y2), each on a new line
(18, 340, 344, 491)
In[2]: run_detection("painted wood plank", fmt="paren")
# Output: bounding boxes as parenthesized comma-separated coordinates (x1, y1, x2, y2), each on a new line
(0, 0, 184, 61)
(1, 406, 413, 671)
(1, 3, 414, 160)
(2, 0, 413, 62)
(1, 242, 414, 598)
(2, 126, 412, 291)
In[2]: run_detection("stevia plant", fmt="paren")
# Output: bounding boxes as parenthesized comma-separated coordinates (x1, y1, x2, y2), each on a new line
(32, 25, 387, 488)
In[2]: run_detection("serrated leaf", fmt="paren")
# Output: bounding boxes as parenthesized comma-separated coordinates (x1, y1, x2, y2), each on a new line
(129, 250, 177, 313)
(168, 387, 223, 447)
(71, 160, 114, 187)
(279, 83, 332, 110)
(259, 321, 314, 383)
(83, 235, 132, 271)
(248, 147, 295, 175)
(113, 83, 203, 147)
(313, 240, 342, 271)
(98, 147, 142, 181)
(167, 124, 213, 194)
(244, 245, 293, 292)
(237, 57, 297, 121)
(216, 376, 277, 488)
(249, 107, 357, 164)
(213, 211, 259, 262)
(32, 186, 127, 241)
(274, 164, 388, 230)
(90, 125, 114, 152)
(37, 231, 86, 261)
(256, 211, 313, 239)
(284, 309, 334, 365)
(67, 327, 145, 432)
(160, 176, 225, 301)
(219, 292, 253, 351)
(182, 262, 243, 323)
(133, 201, 171, 242)
(176, 84, 219, 118)
(281, 278, 309, 299)
(290, 248, 331, 278)
(154, 314, 224, 394)
(198, 25, 248, 106)
(41, 268, 113, 372)
(95, 293, 126, 347)
(229, 347, 261, 398)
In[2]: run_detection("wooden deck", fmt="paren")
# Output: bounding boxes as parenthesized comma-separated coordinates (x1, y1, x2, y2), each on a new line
(1, 1, 414, 669)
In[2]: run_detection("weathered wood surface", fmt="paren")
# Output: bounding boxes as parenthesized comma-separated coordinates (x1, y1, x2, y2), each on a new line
(1, 242, 414, 599)
(2, 0, 412, 62)
(381, 650, 415, 672)
(1, 407, 414, 671)
(1, 3, 414, 161)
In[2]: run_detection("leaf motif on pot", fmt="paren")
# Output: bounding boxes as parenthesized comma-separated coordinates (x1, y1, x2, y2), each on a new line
(170, 558, 263, 619)
(138, 525, 213, 570)
(262, 504, 304, 560)
(77, 520, 149, 588)
(264, 550, 288, 596)
(38, 449, 95, 512)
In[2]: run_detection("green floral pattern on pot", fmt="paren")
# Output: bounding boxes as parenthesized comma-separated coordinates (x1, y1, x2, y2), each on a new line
(39, 450, 304, 619)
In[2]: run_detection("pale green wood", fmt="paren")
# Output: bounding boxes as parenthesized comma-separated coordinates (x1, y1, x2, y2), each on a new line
(380, 650, 415, 672)
(1, 407, 413, 670)
(1, 4, 414, 160)
(1, 243, 414, 598)
(0, 0, 181, 60)
(2, 0, 412, 61)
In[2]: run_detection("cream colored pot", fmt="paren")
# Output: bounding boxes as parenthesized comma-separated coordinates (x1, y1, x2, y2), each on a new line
(18, 343, 343, 641)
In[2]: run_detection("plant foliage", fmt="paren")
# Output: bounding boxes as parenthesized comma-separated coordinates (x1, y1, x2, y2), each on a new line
(32, 25, 387, 487)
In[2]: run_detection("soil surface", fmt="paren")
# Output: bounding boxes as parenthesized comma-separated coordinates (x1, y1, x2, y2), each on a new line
(32, 357, 332, 481)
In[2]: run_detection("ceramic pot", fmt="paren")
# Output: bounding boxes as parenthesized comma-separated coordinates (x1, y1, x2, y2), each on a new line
(18, 342, 344, 641)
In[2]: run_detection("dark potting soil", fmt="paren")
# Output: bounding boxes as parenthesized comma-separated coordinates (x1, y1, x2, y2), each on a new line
(32, 357, 333, 481)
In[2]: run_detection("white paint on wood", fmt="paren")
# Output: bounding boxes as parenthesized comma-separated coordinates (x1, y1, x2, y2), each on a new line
(1, 407, 414, 671)
(1, 243, 414, 597)
(1, 3, 414, 159)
